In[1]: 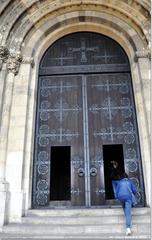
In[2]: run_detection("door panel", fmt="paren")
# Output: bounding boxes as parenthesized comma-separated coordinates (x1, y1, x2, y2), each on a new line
(87, 73, 144, 206)
(32, 75, 85, 208)
(33, 32, 145, 208)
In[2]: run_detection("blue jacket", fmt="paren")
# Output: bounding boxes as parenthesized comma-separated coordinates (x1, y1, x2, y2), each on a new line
(116, 178, 137, 201)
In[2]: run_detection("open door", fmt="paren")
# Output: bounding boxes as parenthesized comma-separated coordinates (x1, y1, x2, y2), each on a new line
(103, 144, 125, 200)
(50, 146, 71, 203)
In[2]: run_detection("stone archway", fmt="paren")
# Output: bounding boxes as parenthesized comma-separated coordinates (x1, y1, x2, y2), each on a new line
(0, 0, 150, 224)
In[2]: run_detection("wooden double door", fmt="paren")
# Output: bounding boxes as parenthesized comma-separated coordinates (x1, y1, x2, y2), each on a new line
(32, 32, 145, 208)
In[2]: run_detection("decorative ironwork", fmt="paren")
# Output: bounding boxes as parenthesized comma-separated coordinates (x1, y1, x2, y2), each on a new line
(94, 122, 135, 143)
(95, 188, 105, 195)
(33, 32, 144, 208)
(38, 163, 49, 175)
(36, 193, 48, 206)
(68, 38, 99, 63)
(71, 188, 81, 196)
(38, 128, 79, 143)
(89, 97, 132, 120)
(39, 99, 81, 123)
(135, 191, 142, 204)
(40, 112, 50, 121)
(130, 177, 140, 189)
(38, 151, 49, 162)
(91, 155, 103, 168)
(91, 77, 129, 92)
(72, 156, 84, 169)
(39, 125, 49, 134)
(41, 101, 50, 109)
(90, 167, 98, 177)
(37, 180, 49, 191)
(39, 137, 49, 147)
(41, 79, 78, 92)
(126, 160, 138, 172)
(40, 32, 129, 73)
(78, 168, 85, 177)
(125, 148, 137, 159)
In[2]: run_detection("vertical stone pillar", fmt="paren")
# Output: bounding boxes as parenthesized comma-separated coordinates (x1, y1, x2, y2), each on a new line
(0, 52, 22, 226)
(5, 56, 33, 222)
(134, 49, 151, 206)
(0, 46, 9, 114)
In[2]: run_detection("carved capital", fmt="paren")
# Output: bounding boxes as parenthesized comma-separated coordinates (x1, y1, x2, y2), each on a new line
(0, 46, 9, 69)
(134, 48, 151, 62)
(7, 52, 23, 75)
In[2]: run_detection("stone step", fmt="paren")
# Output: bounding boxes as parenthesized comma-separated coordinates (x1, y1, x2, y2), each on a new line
(1, 208, 150, 239)
(2, 222, 150, 235)
(27, 207, 150, 217)
(0, 233, 151, 240)
(22, 214, 150, 225)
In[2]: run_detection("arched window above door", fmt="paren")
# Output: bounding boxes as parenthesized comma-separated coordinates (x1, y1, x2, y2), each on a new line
(39, 32, 130, 75)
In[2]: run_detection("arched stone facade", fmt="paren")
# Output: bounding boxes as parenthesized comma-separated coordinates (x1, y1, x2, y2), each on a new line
(0, 0, 150, 225)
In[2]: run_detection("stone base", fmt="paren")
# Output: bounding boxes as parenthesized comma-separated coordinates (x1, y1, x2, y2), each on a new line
(8, 191, 25, 223)
(0, 180, 9, 228)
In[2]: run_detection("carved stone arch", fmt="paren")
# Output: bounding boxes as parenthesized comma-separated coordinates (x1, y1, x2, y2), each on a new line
(19, 12, 150, 209)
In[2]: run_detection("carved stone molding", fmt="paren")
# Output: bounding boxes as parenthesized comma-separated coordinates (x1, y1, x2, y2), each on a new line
(22, 56, 35, 68)
(7, 52, 23, 75)
(0, 46, 9, 62)
(0, 46, 9, 70)
(134, 48, 151, 62)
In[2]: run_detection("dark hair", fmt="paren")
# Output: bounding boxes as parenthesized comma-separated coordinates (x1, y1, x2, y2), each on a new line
(120, 172, 128, 179)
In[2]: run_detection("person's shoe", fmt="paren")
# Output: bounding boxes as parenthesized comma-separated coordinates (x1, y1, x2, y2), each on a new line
(126, 228, 131, 236)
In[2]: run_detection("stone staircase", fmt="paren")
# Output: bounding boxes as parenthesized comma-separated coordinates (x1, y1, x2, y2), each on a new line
(0, 207, 151, 239)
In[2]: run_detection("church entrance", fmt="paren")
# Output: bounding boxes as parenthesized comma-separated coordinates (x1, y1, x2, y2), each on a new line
(32, 32, 145, 208)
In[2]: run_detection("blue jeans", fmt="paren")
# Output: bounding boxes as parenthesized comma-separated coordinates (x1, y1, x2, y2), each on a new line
(112, 180, 119, 198)
(120, 199, 132, 228)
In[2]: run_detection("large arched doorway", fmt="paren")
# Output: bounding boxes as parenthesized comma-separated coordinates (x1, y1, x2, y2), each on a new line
(32, 32, 145, 208)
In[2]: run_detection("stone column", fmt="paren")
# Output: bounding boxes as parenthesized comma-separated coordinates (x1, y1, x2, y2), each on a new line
(0, 46, 9, 114)
(5, 56, 34, 222)
(0, 52, 22, 226)
(134, 48, 151, 206)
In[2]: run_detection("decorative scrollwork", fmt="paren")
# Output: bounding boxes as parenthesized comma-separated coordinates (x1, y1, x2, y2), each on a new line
(71, 188, 81, 196)
(39, 137, 49, 147)
(119, 84, 129, 94)
(41, 88, 50, 97)
(72, 156, 84, 169)
(95, 188, 105, 195)
(125, 148, 137, 159)
(37, 179, 48, 191)
(91, 154, 103, 168)
(130, 177, 140, 189)
(39, 125, 49, 135)
(38, 163, 49, 175)
(123, 122, 134, 132)
(40, 112, 50, 121)
(38, 151, 49, 162)
(36, 193, 48, 206)
(126, 160, 138, 172)
(41, 101, 50, 109)
(124, 134, 135, 144)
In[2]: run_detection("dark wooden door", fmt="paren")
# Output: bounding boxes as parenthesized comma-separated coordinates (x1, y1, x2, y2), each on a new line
(32, 32, 145, 208)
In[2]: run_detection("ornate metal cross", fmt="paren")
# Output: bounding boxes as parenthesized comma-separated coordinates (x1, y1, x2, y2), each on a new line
(68, 38, 99, 63)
